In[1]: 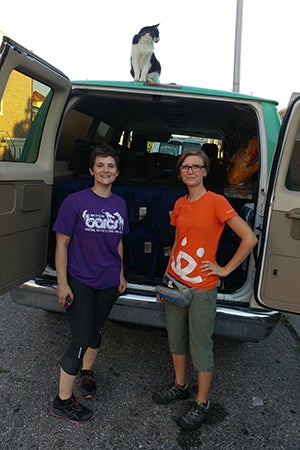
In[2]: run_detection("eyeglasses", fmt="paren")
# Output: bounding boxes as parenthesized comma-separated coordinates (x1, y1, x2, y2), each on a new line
(180, 164, 205, 172)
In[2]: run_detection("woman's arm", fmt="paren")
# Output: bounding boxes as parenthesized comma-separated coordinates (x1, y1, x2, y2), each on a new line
(201, 215, 258, 277)
(221, 215, 258, 275)
(118, 239, 127, 293)
(55, 232, 73, 307)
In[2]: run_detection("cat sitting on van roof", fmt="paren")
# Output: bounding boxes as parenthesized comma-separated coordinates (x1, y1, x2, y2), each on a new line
(130, 24, 161, 83)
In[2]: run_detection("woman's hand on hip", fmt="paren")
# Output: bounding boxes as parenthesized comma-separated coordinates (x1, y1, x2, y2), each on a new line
(200, 260, 228, 277)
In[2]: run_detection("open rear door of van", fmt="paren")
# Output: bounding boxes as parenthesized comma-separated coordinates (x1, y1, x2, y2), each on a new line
(254, 95, 300, 314)
(0, 37, 71, 295)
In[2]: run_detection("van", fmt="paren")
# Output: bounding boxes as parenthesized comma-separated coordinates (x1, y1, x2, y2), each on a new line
(1, 37, 299, 342)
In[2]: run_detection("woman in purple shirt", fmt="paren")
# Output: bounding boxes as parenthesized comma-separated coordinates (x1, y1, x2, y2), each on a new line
(51, 144, 129, 424)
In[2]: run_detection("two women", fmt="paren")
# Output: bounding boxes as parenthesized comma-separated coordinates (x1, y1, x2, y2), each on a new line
(51, 143, 257, 429)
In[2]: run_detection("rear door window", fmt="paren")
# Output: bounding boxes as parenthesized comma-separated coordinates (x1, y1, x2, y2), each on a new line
(0, 69, 51, 163)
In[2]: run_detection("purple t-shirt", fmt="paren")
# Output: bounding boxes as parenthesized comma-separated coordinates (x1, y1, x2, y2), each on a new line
(53, 188, 129, 289)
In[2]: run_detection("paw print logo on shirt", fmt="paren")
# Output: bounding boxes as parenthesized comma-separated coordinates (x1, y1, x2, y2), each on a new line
(170, 237, 205, 284)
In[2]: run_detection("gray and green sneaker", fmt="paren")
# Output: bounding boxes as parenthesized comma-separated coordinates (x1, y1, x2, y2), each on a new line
(177, 400, 210, 430)
(152, 382, 190, 405)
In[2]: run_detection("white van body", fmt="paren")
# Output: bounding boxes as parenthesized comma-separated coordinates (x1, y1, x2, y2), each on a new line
(0, 37, 299, 343)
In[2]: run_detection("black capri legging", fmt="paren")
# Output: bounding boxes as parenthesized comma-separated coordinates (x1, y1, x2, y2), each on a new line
(61, 274, 118, 376)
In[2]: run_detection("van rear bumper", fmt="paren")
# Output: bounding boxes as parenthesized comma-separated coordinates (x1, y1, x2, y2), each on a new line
(10, 280, 281, 342)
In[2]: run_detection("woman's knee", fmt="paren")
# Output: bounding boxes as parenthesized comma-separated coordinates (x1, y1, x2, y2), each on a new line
(89, 327, 104, 349)
(61, 341, 89, 376)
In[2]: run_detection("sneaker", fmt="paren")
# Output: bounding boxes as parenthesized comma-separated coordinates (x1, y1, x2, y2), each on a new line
(80, 370, 97, 399)
(152, 382, 190, 405)
(51, 394, 94, 424)
(177, 400, 210, 430)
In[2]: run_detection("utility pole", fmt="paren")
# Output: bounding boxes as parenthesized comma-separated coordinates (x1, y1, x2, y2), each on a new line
(233, 0, 244, 92)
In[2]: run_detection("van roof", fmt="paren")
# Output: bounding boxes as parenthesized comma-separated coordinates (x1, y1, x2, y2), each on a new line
(71, 80, 279, 106)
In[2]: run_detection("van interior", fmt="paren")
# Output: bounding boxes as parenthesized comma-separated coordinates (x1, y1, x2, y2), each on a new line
(49, 86, 258, 293)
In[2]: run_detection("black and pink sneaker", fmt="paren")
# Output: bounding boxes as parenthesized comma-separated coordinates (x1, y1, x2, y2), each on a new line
(51, 394, 93, 424)
(79, 370, 97, 399)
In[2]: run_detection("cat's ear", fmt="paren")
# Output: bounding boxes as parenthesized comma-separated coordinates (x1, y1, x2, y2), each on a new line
(153, 24, 160, 28)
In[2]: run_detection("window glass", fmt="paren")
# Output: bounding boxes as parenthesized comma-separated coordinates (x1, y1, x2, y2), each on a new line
(286, 123, 300, 191)
(159, 142, 180, 156)
(182, 141, 202, 153)
(0, 70, 51, 162)
(285, 142, 300, 191)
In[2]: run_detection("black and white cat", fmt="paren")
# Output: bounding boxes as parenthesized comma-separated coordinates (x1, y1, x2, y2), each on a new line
(130, 24, 161, 83)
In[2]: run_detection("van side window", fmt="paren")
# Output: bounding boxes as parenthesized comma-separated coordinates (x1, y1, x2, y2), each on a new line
(0, 69, 51, 163)
(286, 138, 300, 191)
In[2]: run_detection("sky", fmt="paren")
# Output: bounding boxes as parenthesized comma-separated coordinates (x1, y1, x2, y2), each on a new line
(1, 0, 299, 110)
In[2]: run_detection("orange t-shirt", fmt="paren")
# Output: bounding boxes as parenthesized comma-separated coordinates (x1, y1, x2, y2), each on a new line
(168, 191, 237, 290)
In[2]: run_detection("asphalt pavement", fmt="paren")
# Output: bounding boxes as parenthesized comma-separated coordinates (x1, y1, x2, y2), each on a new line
(0, 292, 299, 450)
(285, 313, 300, 338)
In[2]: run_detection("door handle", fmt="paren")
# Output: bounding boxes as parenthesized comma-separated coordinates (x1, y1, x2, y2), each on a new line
(285, 210, 300, 220)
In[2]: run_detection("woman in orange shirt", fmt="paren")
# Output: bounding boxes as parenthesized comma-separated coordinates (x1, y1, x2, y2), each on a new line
(153, 148, 257, 431)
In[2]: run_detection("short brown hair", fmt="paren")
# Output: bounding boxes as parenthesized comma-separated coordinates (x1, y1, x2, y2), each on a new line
(176, 148, 210, 176)
(89, 144, 120, 170)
